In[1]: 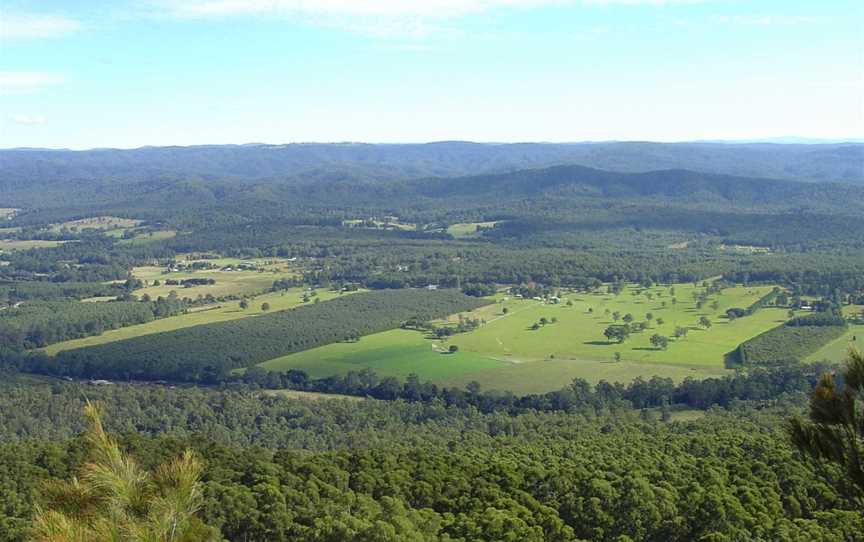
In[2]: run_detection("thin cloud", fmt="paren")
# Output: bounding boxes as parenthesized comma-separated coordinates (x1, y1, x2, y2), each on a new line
(158, 0, 699, 19)
(0, 72, 65, 94)
(0, 13, 81, 40)
(9, 114, 47, 125)
(716, 15, 829, 26)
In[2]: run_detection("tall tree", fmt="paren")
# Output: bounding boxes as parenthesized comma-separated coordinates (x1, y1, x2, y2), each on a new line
(787, 349, 864, 506)
(31, 402, 218, 542)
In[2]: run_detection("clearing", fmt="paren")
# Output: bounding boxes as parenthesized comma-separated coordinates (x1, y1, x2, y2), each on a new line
(257, 282, 795, 392)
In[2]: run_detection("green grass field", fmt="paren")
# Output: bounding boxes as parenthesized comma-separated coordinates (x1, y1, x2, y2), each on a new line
(259, 328, 506, 379)
(804, 305, 864, 363)
(44, 287, 353, 355)
(257, 283, 793, 392)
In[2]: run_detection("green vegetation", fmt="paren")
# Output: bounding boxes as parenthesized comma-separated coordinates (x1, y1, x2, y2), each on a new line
(0, 239, 65, 251)
(257, 283, 797, 391)
(735, 313, 849, 366)
(260, 328, 506, 380)
(446, 220, 499, 238)
(40, 289, 489, 382)
(44, 287, 343, 354)
(0, 377, 861, 542)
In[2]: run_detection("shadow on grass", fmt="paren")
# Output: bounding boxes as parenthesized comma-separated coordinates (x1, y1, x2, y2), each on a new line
(584, 340, 616, 346)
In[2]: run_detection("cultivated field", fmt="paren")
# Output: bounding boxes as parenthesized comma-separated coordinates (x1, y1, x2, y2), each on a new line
(257, 282, 795, 392)
(0, 239, 65, 251)
(446, 221, 500, 238)
(48, 216, 141, 234)
(44, 286, 350, 354)
(131, 257, 299, 299)
(804, 304, 864, 363)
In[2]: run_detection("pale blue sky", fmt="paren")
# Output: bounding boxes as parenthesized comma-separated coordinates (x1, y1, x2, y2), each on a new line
(1, 0, 862, 149)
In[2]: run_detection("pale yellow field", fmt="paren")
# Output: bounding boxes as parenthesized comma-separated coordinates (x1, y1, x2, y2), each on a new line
(48, 216, 141, 233)
(0, 239, 65, 250)
(131, 257, 300, 299)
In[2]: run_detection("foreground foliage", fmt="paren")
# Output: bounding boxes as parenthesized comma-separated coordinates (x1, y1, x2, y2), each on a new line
(788, 349, 864, 507)
(31, 402, 217, 542)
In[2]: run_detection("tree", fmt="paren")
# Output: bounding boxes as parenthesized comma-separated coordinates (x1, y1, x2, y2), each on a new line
(656, 318, 665, 326)
(698, 316, 712, 329)
(787, 349, 864, 505)
(32, 402, 217, 541)
(261, 302, 270, 311)
(448, 345, 459, 354)
(239, 299, 249, 310)
(623, 313, 634, 324)
(645, 312, 654, 323)
(612, 311, 621, 322)
(502, 307, 509, 315)
(539, 317, 548, 326)
(650, 334, 669, 350)
(613, 352, 622, 362)
(604, 325, 629, 344)
(673, 326, 689, 339)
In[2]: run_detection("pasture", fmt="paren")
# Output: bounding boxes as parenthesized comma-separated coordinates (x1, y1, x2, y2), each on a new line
(804, 304, 864, 363)
(44, 286, 350, 355)
(48, 216, 141, 234)
(446, 221, 500, 238)
(259, 328, 506, 380)
(131, 257, 300, 300)
(0, 239, 65, 251)
(258, 282, 794, 392)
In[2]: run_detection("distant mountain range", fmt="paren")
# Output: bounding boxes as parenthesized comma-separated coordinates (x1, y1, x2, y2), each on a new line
(1, 142, 861, 202)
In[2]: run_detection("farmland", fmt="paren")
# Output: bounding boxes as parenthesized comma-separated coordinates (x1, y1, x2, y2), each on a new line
(257, 283, 796, 392)
(44, 286, 348, 354)
(0, 239, 65, 251)
(129, 256, 301, 299)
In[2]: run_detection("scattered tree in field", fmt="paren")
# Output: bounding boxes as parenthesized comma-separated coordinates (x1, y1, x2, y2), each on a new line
(671, 297, 678, 305)
(32, 402, 217, 541)
(604, 308, 611, 317)
(699, 316, 712, 329)
(674, 326, 689, 339)
(531, 323, 541, 331)
(623, 313, 634, 324)
(787, 349, 864, 504)
(613, 351, 621, 362)
(604, 325, 630, 344)
(646, 312, 654, 323)
(261, 302, 270, 311)
(656, 318, 665, 326)
(448, 345, 459, 354)
(711, 301, 720, 311)
(566, 300, 573, 307)
(502, 307, 509, 315)
(650, 334, 669, 350)
(239, 299, 249, 310)
(539, 317, 548, 326)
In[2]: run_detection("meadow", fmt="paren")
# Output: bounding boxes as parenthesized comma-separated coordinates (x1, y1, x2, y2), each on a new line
(0, 239, 65, 251)
(804, 304, 864, 363)
(258, 283, 794, 392)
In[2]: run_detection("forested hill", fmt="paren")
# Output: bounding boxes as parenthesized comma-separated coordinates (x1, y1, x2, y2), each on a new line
(410, 165, 864, 214)
(1, 141, 862, 197)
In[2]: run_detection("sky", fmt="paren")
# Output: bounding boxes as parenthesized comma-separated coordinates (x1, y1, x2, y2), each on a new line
(1, 0, 862, 149)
